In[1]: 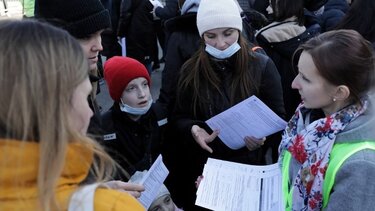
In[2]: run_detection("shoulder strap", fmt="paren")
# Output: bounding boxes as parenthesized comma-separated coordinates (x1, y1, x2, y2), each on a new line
(322, 141, 375, 207)
(68, 183, 101, 211)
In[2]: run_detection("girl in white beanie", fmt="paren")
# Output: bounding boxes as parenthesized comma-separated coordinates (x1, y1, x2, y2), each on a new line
(170, 0, 286, 208)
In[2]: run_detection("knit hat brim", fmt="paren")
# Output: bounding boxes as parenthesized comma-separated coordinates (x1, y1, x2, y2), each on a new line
(197, 14, 242, 36)
(66, 9, 110, 38)
(35, 0, 111, 39)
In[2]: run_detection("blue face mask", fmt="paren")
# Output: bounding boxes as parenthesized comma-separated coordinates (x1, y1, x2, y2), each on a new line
(119, 98, 153, 115)
(205, 42, 241, 59)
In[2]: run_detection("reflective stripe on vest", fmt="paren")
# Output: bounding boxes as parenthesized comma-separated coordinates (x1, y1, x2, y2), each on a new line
(282, 141, 375, 210)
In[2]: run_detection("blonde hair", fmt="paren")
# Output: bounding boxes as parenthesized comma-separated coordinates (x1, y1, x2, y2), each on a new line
(0, 19, 115, 210)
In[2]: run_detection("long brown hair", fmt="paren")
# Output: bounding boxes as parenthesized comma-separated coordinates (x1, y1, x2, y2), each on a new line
(0, 20, 116, 210)
(177, 33, 259, 117)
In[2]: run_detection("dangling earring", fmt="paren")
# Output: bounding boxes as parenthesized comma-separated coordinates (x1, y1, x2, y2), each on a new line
(333, 98, 336, 102)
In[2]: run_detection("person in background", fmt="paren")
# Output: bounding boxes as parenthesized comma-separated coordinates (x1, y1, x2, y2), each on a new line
(130, 171, 184, 211)
(335, 0, 375, 48)
(318, 0, 349, 32)
(35, 0, 112, 135)
(155, 0, 201, 207)
(0, 19, 144, 211)
(279, 29, 375, 210)
(101, 56, 164, 179)
(117, 0, 155, 74)
(149, 0, 180, 70)
(151, 0, 180, 20)
(256, 0, 320, 121)
(100, 0, 123, 59)
(170, 0, 285, 208)
(156, 0, 201, 119)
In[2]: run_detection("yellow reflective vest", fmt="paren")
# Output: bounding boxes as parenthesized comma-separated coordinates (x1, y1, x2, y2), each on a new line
(282, 141, 375, 210)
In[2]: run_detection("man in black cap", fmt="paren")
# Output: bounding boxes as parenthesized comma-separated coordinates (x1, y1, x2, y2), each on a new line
(35, 0, 111, 133)
(35, 0, 110, 72)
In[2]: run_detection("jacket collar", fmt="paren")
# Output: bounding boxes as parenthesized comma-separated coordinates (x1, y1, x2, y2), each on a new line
(0, 140, 92, 199)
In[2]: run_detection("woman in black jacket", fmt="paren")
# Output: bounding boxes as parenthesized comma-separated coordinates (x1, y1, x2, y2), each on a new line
(169, 0, 285, 208)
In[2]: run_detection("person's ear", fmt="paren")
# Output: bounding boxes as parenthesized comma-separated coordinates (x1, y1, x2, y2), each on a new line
(333, 85, 350, 101)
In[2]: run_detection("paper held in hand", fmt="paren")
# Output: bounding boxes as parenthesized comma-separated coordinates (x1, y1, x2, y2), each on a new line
(195, 158, 285, 211)
(205, 95, 287, 150)
(136, 155, 169, 209)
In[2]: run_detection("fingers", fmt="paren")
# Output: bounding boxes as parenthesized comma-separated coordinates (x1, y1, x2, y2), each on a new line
(104, 180, 145, 192)
(195, 175, 204, 189)
(104, 181, 145, 198)
(199, 129, 219, 153)
(244, 136, 265, 151)
(192, 125, 219, 153)
(127, 190, 142, 198)
(199, 141, 213, 154)
(120, 183, 145, 192)
(207, 130, 219, 143)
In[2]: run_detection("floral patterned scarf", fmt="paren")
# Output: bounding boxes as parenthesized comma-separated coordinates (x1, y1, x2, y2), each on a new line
(279, 99, 368, 210)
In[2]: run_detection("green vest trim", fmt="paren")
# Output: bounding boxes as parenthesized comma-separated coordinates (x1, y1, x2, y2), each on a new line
(282, 141, 375, 210)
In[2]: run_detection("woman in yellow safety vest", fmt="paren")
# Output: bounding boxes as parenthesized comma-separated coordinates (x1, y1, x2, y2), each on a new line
(279, 29, 375, 210)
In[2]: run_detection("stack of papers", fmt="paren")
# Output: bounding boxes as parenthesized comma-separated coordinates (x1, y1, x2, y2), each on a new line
(196, 158, 284, 211)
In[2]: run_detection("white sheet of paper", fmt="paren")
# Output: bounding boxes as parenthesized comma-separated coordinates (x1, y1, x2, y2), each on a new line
(121, 37, 126, 56)
(195, 158, 284, 211)
(205, 95, 287, 150)
(138, 155, 169, 209)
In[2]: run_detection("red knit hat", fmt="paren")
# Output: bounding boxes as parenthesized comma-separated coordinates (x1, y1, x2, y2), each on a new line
(104, 56, 151, 102)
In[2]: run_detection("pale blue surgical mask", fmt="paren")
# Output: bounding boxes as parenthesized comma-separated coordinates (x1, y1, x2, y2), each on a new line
(205, 42, 241, 59)
(119, 98, 153, 115)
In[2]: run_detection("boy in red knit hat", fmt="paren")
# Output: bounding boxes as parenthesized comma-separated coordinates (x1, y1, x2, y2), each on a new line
(101, 56, 164, 179)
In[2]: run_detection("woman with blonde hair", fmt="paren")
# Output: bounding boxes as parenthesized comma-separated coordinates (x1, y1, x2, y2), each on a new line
(0, 19, 144, 210)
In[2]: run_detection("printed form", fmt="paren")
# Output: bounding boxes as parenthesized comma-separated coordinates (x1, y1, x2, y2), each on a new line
(196, 158, 284, 211)
(206, 95, 287, 150)
(137, 155, 169, 209)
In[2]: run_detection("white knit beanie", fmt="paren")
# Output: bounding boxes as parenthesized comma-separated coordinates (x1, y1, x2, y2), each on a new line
(197, 0, 242, 36)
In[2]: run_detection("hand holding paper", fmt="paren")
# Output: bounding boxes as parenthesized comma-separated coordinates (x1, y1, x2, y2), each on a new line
(244, 136, 265, 151)
(103, 180, 144, 198)
(205, 96, 287, 150)
(129, 155, 169, 209)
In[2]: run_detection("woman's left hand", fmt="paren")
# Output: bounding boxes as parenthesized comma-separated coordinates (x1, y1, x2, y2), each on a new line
(244, 136, 265, 151)
(191, 125, 219, 153)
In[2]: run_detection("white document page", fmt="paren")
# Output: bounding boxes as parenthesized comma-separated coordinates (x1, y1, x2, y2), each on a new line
(120, 37, 126, 56)
(205, 95, 287, 150)
(195, 158, 284, 211)
(138, 155, 169, 209)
